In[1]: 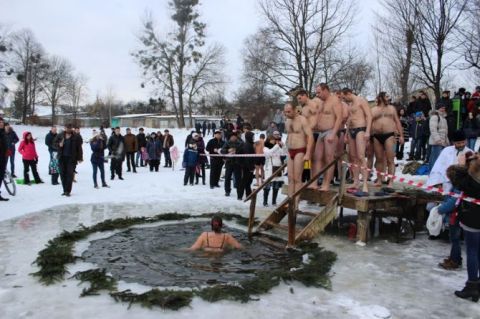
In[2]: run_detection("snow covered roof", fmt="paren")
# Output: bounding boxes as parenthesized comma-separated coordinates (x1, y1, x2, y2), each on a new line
(113, 113, 158, 119)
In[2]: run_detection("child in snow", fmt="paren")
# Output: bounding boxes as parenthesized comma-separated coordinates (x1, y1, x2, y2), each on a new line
(183, 143, 199, 186)
(18, 131, 43, 185)
(49, 151, 60, 185)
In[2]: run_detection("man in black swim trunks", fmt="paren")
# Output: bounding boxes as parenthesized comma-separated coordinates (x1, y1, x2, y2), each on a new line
(341, 88, 372, 192)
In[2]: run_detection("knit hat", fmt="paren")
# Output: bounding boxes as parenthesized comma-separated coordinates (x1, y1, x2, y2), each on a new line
(451, 129, 466, 142)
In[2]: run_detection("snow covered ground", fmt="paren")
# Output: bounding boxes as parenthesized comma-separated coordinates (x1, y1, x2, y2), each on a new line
(1, 125, 479, 319)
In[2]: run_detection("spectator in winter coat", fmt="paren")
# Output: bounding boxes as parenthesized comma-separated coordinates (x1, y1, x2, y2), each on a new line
(221, 132, 244, 197)
(4, 123, 19, 177)
(124, 128, 137, 173)
(107, 127, 125, 180)
(183, 142, 199, 186)
(211, 122, 217, 136)
(448, 153, 480, 302)
(0, 118, 9, 201)
(45, 126, 57, 160)
(56, 125, 83, 196)
(429, 105, 449, 172)
(396, 108, 409, 160)
(90, 134, 109, 189)
(146, 132, 162, 172)
(463, 112, 478, 151)
(162, 129, 174, 167)
(416, 91, 432, 118)
(237, 131, 255, 200)
(193, 133, 208, 185)
(18, 131, 43, 185)
(206, 130, 224, 189)
(136, 128, 147, 167)
(202, 121, 207, 137)
(408, 112, 427, 160)
(263, 134, 287, 206)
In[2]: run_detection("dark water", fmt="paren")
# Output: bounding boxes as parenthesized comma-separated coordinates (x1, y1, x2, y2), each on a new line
(82, 221, 292, 288)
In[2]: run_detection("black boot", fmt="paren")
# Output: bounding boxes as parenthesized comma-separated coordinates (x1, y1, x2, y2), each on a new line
(272, 188, 279, 205)
(455, 281, 479, 302)
(263, 189, 269, 207)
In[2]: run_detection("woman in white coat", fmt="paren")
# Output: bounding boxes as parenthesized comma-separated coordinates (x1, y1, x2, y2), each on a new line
(262, 134, 287, 206)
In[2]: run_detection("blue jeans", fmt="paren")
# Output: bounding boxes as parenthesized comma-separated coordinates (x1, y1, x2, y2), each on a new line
(428, 145, 444, 173)
(467, 138, 477, 151)
(464, 230, 480, 281)
(92, 161, 106, 187)
(7, 149, 15, 174)
(449, 224, 462, 265)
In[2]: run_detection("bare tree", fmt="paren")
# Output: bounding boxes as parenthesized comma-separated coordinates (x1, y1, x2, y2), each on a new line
(133, 1, 225, 128)
(11, 29, 46, 123)
(457, 0, 480, 74)
(39, 55, 74, 124)
(246, 0, 355, 95)
(0, 25, 14, 101)
(374, 0, 420, 104)
(412, 0, 468, 100)
(185, 43, 226, 127)
(66, 73, 88, 121)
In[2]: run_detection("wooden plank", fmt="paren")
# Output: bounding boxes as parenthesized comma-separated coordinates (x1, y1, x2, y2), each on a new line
(296, 211, 317, 217)
(248, 193, 257, 237)
(287, 199, 296, 247)
(263, 220, 290, 231)
(295, 195, 338, 243)
(257, 205, 288, 231)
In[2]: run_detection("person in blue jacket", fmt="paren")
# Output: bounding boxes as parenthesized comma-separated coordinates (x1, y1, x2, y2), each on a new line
(183, 143, 199, 186)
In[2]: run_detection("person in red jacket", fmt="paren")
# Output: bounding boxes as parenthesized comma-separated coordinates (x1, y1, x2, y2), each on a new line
(18, 131, 43, 185)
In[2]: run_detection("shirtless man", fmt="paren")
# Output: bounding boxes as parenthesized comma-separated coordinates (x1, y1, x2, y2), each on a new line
(284, 102, 314, 211)
(314, 83, 342, 191)
(371, 92, 404, 187)
(341, 88, 372, 193)
(297, 89, 321, 185)
(335, 90, 350, 182)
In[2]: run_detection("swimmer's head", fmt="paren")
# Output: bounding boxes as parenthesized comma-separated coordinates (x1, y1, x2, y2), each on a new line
(211, 216, 223, 233)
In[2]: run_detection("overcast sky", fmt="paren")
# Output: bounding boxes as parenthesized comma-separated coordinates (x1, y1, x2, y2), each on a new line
(0, 0, 382, 103)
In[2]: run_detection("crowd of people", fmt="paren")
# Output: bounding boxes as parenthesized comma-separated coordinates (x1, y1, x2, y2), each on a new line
(1, 83, 480, 301)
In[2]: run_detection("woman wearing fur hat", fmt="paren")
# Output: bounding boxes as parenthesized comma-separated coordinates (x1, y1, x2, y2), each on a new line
(448, 153, 480, 302)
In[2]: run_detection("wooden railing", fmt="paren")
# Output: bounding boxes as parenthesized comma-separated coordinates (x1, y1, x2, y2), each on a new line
(281, 152, 346, 246)
(245, 163, 287, 236)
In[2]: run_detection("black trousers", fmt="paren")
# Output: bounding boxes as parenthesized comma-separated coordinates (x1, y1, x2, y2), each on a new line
(196, 163, 206, 184)
(110, 158, 123, 178)
(0, 157, 7, 195)
(59, 157, 75, 193)
(149, 159, 160, 171)
(237, 167, 253, 199)
(163, 150, 172, 167)
(126, 152, 136, 172)
(184, 166, 195, 185)
(23, 159, 41, 184)
(224, 163, 241, 194)
(209, 159, 223, 187)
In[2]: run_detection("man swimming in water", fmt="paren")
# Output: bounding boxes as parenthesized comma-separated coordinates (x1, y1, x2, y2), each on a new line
(189, 216, 243, 252)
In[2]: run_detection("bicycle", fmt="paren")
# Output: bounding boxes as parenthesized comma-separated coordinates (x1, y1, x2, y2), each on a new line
(3, 170, 16, 196)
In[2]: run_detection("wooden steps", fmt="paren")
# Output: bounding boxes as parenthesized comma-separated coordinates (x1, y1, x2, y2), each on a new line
(254, 194, 338, 246)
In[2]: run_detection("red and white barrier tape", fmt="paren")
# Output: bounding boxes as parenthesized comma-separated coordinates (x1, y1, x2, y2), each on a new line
(201, 153, 268, 157)
(342, 160, 480, 205)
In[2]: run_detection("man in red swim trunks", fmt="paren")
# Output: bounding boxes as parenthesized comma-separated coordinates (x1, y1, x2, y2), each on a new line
(284, 102, 313, 211)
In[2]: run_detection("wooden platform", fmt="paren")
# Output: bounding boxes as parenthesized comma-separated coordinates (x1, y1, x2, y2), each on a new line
(281, 184, 443, 243)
